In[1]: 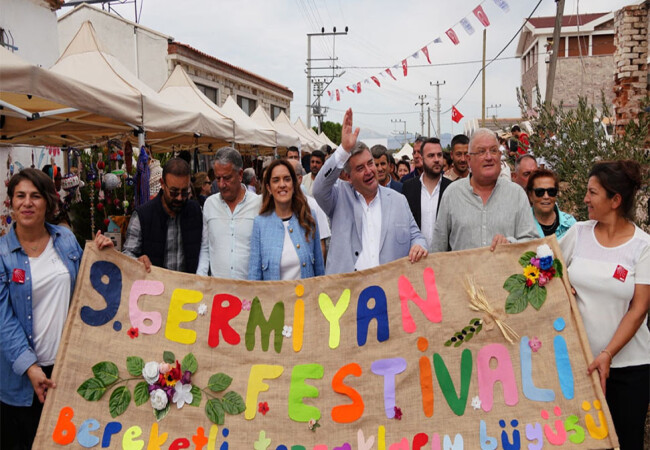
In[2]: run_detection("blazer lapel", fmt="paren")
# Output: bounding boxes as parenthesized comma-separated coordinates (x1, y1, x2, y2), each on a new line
(378, 187, 390, 251)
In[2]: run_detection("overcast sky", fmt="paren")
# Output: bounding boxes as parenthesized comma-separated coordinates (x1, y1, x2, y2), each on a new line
(87, 0, 636, 139)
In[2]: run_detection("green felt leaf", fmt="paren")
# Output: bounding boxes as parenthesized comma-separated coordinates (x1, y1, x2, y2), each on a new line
(154, 403, 170, 421)
(208, 373, 232, 392)
(528, 284, 548, 310)
(222, 391, 246, 415)
(163, 351, 176, 364)
(503, 274, 527, 292)
(77, 377, 107, 401)
(133, 381, 150, 406)
(109, 386, 131, 418)
(189, 385, 202, 407)
(518, 251, 536, 268)
(505, 285, 528, 314)
(91, 361, 119, 386)
(205, 398, 225, 425)
(552, 258, 563, 278)
(126, 356, 145, 377)
(444, 340, 453, 347)
(181, 353, 198, 374)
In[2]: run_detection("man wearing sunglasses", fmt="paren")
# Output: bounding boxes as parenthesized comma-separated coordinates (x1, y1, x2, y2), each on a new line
(123, 158, 203, 273)
(431, 128, 540, 252)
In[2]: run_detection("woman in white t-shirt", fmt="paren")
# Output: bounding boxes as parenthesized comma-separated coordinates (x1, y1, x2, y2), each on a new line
(559, 160, 648, 450)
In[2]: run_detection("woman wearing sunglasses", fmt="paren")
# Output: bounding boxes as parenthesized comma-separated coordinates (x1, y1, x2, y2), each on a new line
(526, 168, 576, 239)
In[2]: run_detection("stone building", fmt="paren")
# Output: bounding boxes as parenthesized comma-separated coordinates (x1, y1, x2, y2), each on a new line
(613, 2, 649, 137)
(516, 12, 616, 109)
(57, 3, 292, 118)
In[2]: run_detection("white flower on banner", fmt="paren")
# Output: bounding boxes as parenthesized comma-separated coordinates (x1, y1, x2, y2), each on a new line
(471, 396, 482, 410)
(282, 325, 293, 338)
(150, 388, 168, 411)
(172, 382, 193, 409)
(142, 361, 160, 385)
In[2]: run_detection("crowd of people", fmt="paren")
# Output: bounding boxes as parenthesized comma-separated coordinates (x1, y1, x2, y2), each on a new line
(0, 108, 647, 449)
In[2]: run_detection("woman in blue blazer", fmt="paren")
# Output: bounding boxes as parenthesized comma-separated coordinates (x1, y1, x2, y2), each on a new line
(248, 160, 324, 280)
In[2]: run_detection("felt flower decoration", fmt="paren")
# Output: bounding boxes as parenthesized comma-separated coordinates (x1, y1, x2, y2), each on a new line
(172, 382, 193, 409)
(523, 265, 540, 282)
(150, 388, 168, 411)
(529, 337, 542, 352)
(308, 418, 320, 431)
(471, 396, 482, 410)
(142, 361, 160, 385)
(127, 327, 139, 339)
(258, 401, 269, 415)
(282, 325, 292, 338)
(198, 303, 207, 316)
(393, 406, 403, 420)
(242, 299, 252, 311)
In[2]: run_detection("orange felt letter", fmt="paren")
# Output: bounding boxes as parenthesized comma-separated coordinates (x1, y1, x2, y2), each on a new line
(331, 363, 364, 423)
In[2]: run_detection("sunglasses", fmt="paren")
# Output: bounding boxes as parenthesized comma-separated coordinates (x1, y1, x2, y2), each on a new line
(532, 187, 558, 198)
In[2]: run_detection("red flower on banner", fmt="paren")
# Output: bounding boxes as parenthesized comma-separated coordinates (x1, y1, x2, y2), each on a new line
(446, 28, 460, 45)
(385, 68, 396, 80)
(401, 59, 408, 76)
(371, 76, 381, 87)
(258, 401, 269, 415)
(421, 46, 431, 64)
(473, 5, 491, 27)
(127, 327, 139, 339)
(451, 106, 464, 123)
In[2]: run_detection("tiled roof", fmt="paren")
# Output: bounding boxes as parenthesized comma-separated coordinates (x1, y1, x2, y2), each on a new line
(168, 42, 293, 98)
(527, 13, 609, 29)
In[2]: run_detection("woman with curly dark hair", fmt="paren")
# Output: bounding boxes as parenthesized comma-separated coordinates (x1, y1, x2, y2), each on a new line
(559, 160, 648, 449)
(248, 159, 324, 280)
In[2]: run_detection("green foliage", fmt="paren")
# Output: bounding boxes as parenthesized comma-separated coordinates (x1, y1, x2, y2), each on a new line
(92, 361, 119, 386)
(516, 89, 649, 228)
(208, 373, 233, 392)
(205, 398, 225, 425)
(133, 381, 150, 406)
(109, 386, 131, 418)
(181, 353, 198, 374)
(163, 351, 176, 364)
(314, 121, 342, 146)
(77, 377, 107, 401)
(126, 356, 145, 377)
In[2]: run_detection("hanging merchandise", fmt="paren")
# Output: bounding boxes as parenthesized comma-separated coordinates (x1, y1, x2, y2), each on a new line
(148, 159, 162, 199)
(103, 172, 121, 191)
(124, 140, 134, 174)
(134, 146, 150, 208)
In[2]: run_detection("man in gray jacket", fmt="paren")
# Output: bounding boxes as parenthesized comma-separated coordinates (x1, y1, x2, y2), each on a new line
(313, 108, 428, 274)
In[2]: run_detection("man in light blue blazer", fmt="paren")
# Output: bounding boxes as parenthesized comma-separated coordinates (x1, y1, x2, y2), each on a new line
(313, 108, 428, 275)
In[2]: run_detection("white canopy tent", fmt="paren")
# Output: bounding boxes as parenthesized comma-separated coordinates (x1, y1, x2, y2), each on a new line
(219, 95, 277, 150)
(273, 111, 318, 152)
(319, 132, 337, 149)
(293, 117, 327, 149)
(393, 142, 413, 160)
(250, 106, 300, 149)
(50, 21, 235, 150)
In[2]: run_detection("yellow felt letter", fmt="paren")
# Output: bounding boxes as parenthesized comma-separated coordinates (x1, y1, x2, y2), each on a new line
(318, 289, 351, 349)
(122, 426, 144, 450)
(146, 422, 168, 450)
(245, 365, 284, 419)
(165, 289, 202, 344)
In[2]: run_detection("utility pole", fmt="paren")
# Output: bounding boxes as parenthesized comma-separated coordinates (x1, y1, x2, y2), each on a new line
(427, 107, 431, 137)
(306, 27, 348, 128)
(415, 95, 428, 136)
(429, 80, 445, 138)
(487, 103, 502, 118)
(546, 0, 565, 104)
(391, 119, 407, 145)
(481, 29, 487, 127)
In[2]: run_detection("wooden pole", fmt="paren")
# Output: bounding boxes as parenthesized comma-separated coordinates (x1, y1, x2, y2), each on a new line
(481, 29, 486, 127)
(546, 0, 565, 104)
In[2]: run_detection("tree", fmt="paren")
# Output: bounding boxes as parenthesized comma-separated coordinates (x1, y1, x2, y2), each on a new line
(313, 121, 342, 146)
(516, 89, 649, 230)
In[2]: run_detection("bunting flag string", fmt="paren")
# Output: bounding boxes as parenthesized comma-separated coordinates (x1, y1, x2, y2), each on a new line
(326, 0, 510, 102)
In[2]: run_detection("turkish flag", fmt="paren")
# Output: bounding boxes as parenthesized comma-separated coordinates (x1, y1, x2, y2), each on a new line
(402, 59, 408, 76)
(473, 5, 490, 27)
(385, 68, 397, 80)
(421, 45, 431, 64)
(451, 105, 464, 123)
(446, 28, 460, 45)
(371, 76, 381, 87)
(356, 82, 362, 93)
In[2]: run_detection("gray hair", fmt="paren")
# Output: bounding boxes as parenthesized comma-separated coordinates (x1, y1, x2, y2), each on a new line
(242, 167, 256, 185)
(514, 154, 537, 172)
(343, 141, 370, 174)
(468, 128, 498, 153)
(213, 146, 243, 171)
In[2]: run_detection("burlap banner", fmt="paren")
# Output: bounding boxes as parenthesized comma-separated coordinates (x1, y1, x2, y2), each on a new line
(35, 237, 618, 449)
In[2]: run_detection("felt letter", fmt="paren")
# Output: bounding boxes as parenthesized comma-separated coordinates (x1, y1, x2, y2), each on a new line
(565, 415, 586, 444)
(357, 286, 389, 346)
(169, 438, 190, 449)
(253, 431, 271, 450)
(288, 364, 324, 422)
(245, 297, 285, 353)
(479, 420, 498, 450)
(377, 426, 386, 450)
(499, 419, 521, 450)
(245, 365, 284, 419)
(433, 349, 472, 416)
(476, 344, 519, 411)
(370, 358, 407, 418)
(525, 423, 543, 450)
(582, 400, 608, 439)
(520, 337, 555, 402)
(541, 406, 567, 445)
(128, 280, 164, 334)
(81, 261, 122, 326)
(331, 363, 364, 423)
(101, 422, 122, 448)
(122, 426, 144, 450)
(554, 335, 574, 400)
(418, 337, 434, 417)
(412, 433, 429, 450)
(318, 289, 351, 349)
(293, 299, 304, 352)
(357, 429, 375, 450)
(207, 425, 219, 450)
(52, 406, 76, 445)
(77, 419, 100, 448)
(192, 427, 209, 450)
(389, 438, 408, 450)
(398, 267, 443, 333)
(443, 434, 463, 450)
(208, 294, 242, 348)
(146, 422, 168, 449)
(431, 433, 441, 450)
(165, 289, 202, 344)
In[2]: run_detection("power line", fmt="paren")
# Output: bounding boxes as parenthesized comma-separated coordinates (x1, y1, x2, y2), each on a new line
(338, 56, 518, 70)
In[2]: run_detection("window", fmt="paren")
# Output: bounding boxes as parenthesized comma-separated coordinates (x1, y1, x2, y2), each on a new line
(271, 105, 286, 120)
(196, 84, 218, 105)
(237, 95, 257, 116)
